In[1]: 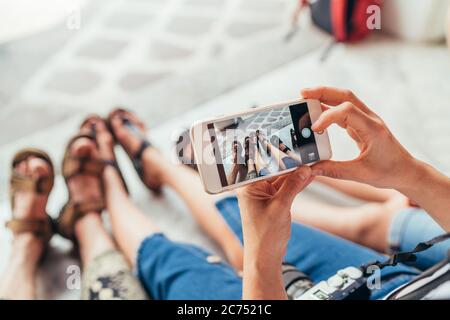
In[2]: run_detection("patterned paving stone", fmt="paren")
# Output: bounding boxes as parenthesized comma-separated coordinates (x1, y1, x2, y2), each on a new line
(119, 71, 169, 91)
(44, 69, 102, 95)
(240, 0, 286, 12)
(0, 103, 76, 145)
(132, 0, 166, 4)
(166, 15, 216, 37)
(227, 21, 279, 38)
(104, 12, 154, 30)
(76, 37, 129, 60)
(183, 0, 225, 7)
(150, 40, 193, 60)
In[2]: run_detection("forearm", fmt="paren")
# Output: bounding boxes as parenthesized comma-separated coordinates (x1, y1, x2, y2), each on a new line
(398, 159, 450, 231)
(243, 251, 287, 300)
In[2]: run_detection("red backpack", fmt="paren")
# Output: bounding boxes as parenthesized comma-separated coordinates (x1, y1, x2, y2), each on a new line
(298, 0, 382, 42)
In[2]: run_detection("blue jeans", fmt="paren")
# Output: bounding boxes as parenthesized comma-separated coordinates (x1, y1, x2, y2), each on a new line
(282, 156, 300, 169)
(388, 207, 448, 270)
(137, 197, 425, 300)
(215, 196, 419, 300)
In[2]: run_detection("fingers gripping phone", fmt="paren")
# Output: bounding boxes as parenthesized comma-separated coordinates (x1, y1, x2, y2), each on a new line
(190, 99, 332, 194)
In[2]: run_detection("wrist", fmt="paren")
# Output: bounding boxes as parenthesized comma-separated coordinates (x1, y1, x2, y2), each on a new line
(395, 157, 429, 195)
(243, 253, 286, 300)
(244, 251, 283, 273)
(242, 233, 286, 266)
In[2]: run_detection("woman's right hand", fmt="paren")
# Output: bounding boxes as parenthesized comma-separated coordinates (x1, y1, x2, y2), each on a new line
(302, 86, 420, 190)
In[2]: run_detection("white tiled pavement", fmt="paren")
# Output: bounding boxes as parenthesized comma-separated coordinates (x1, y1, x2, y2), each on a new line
(1, 3, 450, 299)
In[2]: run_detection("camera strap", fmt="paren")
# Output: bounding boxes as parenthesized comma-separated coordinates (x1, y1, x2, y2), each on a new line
(360, 232, 450, 276)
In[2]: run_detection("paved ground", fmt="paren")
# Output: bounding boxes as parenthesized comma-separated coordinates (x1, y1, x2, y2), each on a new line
(0, 0, 324, 146)
(1, 1, 450, 300)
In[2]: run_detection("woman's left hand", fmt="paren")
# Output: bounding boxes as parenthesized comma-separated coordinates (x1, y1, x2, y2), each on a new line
(236, 166, 313, 299)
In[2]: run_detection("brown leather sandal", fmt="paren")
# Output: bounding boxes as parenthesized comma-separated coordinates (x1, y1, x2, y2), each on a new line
(6, 149, 55, 243)
(80, 114, 130, 194)
(57, 133, 107, 240)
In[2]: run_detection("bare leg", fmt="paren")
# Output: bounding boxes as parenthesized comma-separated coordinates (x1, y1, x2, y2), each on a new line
(246, 160, 257, 177)
(313, 176, 399, 203)
(227, 163, 240, 185)
(107, 113, 243, 270)
(75, 214, 116, 268)
(265, 143, 287, 170)
(143, 150, 244, 271)
(291, 194, 409, 252)
(254, 148, 269, 174)
(285, 150, 303, 165)
(0, 157, 50, 299)
(0, 234, 43, 299)
(68, 122, 124, 268)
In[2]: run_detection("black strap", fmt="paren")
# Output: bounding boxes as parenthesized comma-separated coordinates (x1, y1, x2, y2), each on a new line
(361, 232, 450, 276)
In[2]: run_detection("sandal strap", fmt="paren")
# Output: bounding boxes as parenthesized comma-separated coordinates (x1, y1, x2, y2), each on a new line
(63, 156, 106, 180)
(281, 146, 291, 153)
(132, 140, 151, 177)
(57, 200, 105, 240)
(10, 173, 53, 194)
(5, 215, 54, 242)
(10, 148, 55, 196)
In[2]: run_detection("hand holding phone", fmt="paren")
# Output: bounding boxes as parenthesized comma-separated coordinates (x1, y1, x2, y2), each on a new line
(302, 87, 415, 190)
(190, 99, 332, 194)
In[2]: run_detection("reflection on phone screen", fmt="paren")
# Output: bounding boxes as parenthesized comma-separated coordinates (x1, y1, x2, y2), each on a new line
(208, 102, 319, 187)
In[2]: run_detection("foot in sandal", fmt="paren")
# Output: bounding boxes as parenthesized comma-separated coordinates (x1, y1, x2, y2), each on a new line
(0, 150, 54, 299)
(58, 123, 108, 240)
(58, 115, 132, 240)
(107, 109, 164, 192)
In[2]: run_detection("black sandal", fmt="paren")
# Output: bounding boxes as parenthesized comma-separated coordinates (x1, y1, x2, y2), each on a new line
(256, 130, 271, 157)
(270, 135, 291, 153)
(107, 109, 161, 193)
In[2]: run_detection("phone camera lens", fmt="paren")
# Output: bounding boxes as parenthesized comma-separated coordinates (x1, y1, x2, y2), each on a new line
(301, 128, 312, 138)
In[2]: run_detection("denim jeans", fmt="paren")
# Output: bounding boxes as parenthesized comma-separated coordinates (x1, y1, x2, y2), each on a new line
(215, 196, 419, 300)
(388, 207, 448, 270)
(137, 196, 422, 300)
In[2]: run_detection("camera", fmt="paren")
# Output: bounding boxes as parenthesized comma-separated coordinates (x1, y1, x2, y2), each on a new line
(282, 263, 371, 300)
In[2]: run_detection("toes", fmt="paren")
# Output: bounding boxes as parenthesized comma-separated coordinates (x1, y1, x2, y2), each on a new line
(15, 160, 28, 176)
(110, 116, 127, 140)
(128, 112, 146, 131)
(80, 116, 114, 149)
(28, 158, 51, 180)
(71, 138, 97, 158)
(110, 108, 146, 132)
(80, 115, 103, 135)
(108, 108, 126, 122)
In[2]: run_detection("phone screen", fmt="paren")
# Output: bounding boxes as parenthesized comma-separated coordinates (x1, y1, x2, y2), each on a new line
(207, 102, 319, 187)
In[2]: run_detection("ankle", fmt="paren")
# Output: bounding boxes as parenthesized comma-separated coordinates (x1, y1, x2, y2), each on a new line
(74, 212, 104, 240)
(10, 233, 44, 272)
(142, 147, 169, 182)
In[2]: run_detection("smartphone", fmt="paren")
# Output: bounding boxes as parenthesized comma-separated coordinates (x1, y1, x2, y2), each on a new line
(190, 99, 332, 194)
